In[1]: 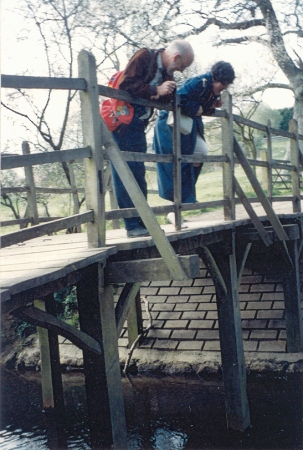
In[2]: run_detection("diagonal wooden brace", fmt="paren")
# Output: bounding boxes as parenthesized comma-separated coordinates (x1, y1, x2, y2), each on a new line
(101, 119, 188, 281)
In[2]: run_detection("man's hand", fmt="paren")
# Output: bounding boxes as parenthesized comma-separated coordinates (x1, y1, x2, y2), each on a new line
(156, 81, 176, 97)
(195, 106, 203, 116)
(212, 98, 223, 108)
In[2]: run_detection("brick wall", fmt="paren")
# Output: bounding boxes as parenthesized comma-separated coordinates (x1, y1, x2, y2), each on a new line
(117, 258, 303, 353)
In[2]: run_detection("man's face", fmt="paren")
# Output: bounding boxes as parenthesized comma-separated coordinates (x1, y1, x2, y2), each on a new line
(167, 53, 193, 75)
(212, 81, 229, 96)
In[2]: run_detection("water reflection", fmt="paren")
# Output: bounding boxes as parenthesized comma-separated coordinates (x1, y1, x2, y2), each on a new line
(1, 365, 303, 449)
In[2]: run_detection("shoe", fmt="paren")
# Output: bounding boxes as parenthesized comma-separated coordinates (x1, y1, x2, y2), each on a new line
(166, 212, 188, 229)
(127, 226, 150, 238)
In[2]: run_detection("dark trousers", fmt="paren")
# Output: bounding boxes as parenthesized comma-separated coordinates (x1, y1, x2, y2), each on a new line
(112, 116, 148, 231)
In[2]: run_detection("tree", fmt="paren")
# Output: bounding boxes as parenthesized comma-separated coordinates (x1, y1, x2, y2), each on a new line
(175, 0, 303, 146)
(3, 0, 302, 151)
(279, 107, 294, 131)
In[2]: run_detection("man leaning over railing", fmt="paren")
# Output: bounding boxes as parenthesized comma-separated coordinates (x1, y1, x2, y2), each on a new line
(102, 40, 194, 238)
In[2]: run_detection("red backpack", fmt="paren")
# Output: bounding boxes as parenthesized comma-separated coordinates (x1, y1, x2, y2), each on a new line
(100, 71, 134, 132)
(100, 49, 154, 132)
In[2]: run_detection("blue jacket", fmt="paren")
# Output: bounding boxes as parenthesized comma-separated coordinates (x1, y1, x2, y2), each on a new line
(153, 73, 219, 203)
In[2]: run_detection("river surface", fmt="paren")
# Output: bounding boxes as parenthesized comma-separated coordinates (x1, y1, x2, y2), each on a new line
(0, 365, 303, 449)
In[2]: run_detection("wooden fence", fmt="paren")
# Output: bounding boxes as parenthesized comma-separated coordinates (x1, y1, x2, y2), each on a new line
(1, 50, 303, 251)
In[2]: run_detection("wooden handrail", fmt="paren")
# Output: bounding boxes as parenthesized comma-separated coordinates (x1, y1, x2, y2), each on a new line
(1, 211, 94, 248)
(1, 147, 92, 170)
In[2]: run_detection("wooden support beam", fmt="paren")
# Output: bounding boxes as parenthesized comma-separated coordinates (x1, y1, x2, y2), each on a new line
(233, 137, 289, 241)
(207, 231, 251, 431)
(233, 175, 273, 247)
(283, 240, 303, 352)
(106, 255, 200, 283)
(235, 242, 252, 290)
(115, 282, 141, 337)
(100, 118, 188, 280)
(31, 296, 68, 448)
(12, 305, 102, 355)
(77, 263, 127, 449)
(197, 247, 227, 298)
(32, 298, 65, 414)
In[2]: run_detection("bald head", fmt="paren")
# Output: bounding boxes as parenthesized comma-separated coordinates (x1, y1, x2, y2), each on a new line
(162, 40, 194, 75)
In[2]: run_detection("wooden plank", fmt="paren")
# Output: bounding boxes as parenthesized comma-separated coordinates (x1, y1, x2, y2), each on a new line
(104, 149, 174, 163)
(1, 147, 91, 170)
(106, 255, 200, 283)
(101, 119, 188, 280)
(13, 304, 102, 355)
(1, 74, 87, 91)
(283, 240, 303, 352)
(1, 187, 29, 193)
(1, 218, 31, 227)
(1, 271, 82, 315)
(208, 232, 251, 431)
(233, 175, 273, 247)
(221, 91, 235, 220)
(33, 299, 58, 410)
(78, 50, 106, 247)
(180, 154, 229, 164)
(77, 263, 127, 449)
(104, 199, 227, 221)
(22, 142, 39, 225)
(115, 282, 141, 337)
(35, 187, 85, 194)
(289, 119, 301, 213)
(1, 211, 94, 248)
(1, 248, 112, 299)
(2, 247, 115, 267)
(233, 137, 289, 241)
(172, 94, 183, 230)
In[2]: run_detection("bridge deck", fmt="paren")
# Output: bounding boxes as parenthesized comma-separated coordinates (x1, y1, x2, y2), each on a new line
(0, 201, 301, 309)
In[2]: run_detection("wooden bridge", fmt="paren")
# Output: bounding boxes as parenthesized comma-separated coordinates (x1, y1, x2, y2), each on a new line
(1, 49, 303, 448)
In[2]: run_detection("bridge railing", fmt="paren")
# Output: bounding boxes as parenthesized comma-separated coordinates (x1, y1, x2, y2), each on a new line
(1, 49, 303, 251)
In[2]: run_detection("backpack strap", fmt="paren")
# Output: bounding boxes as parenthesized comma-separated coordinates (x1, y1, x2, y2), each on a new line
(143, 48, 158, 83)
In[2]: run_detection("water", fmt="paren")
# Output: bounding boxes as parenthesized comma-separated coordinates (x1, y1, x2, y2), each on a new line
(1, 365, 303, 449)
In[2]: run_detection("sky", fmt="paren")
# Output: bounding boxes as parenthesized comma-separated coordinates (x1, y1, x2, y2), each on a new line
(1, 1, 296, 154)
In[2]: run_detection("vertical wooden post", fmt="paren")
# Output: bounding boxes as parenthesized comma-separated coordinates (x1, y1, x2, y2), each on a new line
(78, 50, 105, 247)
(289, 119, 301, 213)
(283, 240, 303, 352)
(207, 231, 250, 431)
(68, 161, 81, 232)
(266, 119, 273, 201)
(77, 263, 127, 449)
(221, 91, 235, 220)
(104, 163, 120, 229)
(34, 297, 65, 412)
(22, 141, 39, 226)
(172, 94, 182, 230)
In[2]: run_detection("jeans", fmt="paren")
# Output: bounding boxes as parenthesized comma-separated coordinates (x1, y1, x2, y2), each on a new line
(111, 112, 148, 231)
